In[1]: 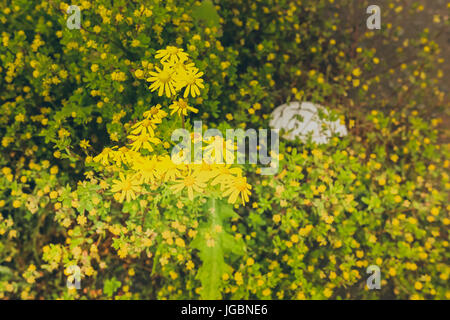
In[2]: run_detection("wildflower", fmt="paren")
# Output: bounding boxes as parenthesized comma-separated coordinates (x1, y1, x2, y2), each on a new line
(169, 99, 198, 117)
(128, 132, 161, 152)
(170, 170, 208, 200)
(134, 69, 144, 78)
(262, 288, 271, 296)
(203, 136, 235, 164)
(323, 288, 333, 298)
(177, 68, 205, 98)
(210, 165, 242, 188)
(155, 46, 189, 64)
(133, 155, 159, 184)
(223, 176, 251, 205)
(352, 68, 362, 77)
(77, 215, 87, 226)
(414, 282, 423, 290)
(143, 104, 167, 121)
(110, 173, 141, 202)
(93, 147, 117, 166)
(147, 65, 177, 97)
(158, 155, 181, 182)
(186, 261, 195, 270)
(80, 139, 91, 149)
(130, 118, 159, 137)
(234, 272, 243, 285)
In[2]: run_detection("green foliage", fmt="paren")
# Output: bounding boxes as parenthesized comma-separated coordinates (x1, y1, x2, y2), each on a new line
(192, 0, 221, 30)
(0, 0, 448, 300)
(192, 199, 245, 299)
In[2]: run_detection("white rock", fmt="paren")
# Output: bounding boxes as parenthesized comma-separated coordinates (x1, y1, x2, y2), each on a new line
(269, 101, 347, 144)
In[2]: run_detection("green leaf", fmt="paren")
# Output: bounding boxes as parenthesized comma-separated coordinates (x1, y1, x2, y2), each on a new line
(103, 277, 121, 297)
(191, 198, 244, 299)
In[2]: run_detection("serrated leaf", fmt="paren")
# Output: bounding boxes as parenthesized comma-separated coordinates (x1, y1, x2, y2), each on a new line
(192, 198, 245, 299)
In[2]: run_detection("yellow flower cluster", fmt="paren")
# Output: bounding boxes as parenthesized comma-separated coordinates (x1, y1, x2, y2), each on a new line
(147, 46, 204, 98)
(93, 47, 250, 205)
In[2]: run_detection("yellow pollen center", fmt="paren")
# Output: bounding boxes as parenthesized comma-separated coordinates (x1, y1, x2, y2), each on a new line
(123, 181, 132, 191)
(186, 74, 196, 85)
(184, 176, 195, 187)
(178, 100, 188, 109)
(158, 70, 171, 83)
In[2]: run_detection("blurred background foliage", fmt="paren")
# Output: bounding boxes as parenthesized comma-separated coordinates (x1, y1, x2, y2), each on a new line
(0, 0, 448, 299)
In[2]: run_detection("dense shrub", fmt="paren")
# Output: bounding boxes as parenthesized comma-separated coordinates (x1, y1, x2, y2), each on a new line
(0, 0, 448, 299)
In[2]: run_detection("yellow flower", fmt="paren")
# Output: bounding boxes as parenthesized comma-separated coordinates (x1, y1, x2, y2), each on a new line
(80, 139, 91, 149)
(175, 238, 185, 247)
(155, 46, 189, 64)
(390, 154, 399, 163)
(93, 147, 117, 166)
(127, 132, 161, 152)
(170, 170, 208, 200)
(352, 68, 362, 77)
(142, 104, 167, 121)
(203, 136, 235, 164)
(147, 65, 177, 97)
(273, 214, 281, 223)
(110, 173, 141, 203)
(133, 155, 159, 184)
(157, 155, 181, 182)
(134, 69, 144, 78)
(222, 176, 251, 205)
(210, 164, 242, 188)
(323, 288, 333, 298)
(130, 118, 159, 137)
(414, 281, 423, 290)
(234, 272, 243, 285)
(77, 215, 87, 226)
(169, 99, 198, 117)
(115, 13, 124, 22)
(177, 68, 205, 98)
(262, 288, 271, 296)
(431, 207, 439, 216)
(186, 260, 195, 270)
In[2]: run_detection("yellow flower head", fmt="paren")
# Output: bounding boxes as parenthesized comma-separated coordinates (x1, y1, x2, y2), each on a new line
(155, 46, 189, 65)
(169, 99, 199, 117)
(110, 173, 141, 203)
(170, 169, 208, 200)
(176, 67, 205, 98)
(223, 176, 252, 205)
(147, 65, 177, 97)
